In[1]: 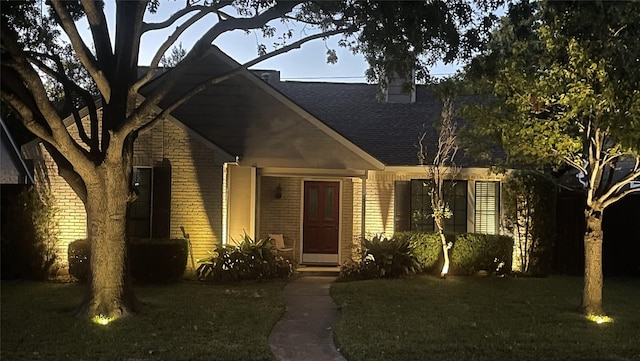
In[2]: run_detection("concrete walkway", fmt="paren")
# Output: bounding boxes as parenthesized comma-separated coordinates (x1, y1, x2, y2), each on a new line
(269, 276, 347, 361)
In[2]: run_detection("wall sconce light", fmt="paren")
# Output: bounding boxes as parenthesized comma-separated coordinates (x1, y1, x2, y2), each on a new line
(275, 183, 283, 199)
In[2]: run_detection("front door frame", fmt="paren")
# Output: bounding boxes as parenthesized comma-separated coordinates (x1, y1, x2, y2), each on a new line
(300, 178, 342, 265)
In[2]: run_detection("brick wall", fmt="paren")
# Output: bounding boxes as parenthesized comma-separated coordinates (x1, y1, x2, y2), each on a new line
(36, 152, 87, 264)
(37, 117, 223, 269)
(258, 176, 302, 262)
(364, 169, 507, 236)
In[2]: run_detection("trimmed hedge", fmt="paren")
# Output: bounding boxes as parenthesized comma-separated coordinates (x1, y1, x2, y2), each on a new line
(395, 231, 513, 276)
(450, 233, 512, 275)
(68, 238, 188, 283)
(129, 238, 189, 283)
(395, 232, 442, 273)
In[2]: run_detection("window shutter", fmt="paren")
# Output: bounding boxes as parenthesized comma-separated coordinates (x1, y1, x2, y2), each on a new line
(152, 164, 171, 238)
(394, 180, 411, 232)
(475, 181, 499, 234)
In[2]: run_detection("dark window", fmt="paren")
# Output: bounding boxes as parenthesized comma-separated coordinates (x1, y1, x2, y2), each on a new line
(128, 165, 171, 239)
(475, 181, 499, 234)
(410, 179, 467, 233)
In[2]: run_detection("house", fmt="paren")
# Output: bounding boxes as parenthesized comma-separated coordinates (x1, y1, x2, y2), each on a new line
(23, 47, 506, 269)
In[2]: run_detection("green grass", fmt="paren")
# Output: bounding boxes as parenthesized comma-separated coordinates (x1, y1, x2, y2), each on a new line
(1, 280, 286, 361)
(331, 275, 640, 361)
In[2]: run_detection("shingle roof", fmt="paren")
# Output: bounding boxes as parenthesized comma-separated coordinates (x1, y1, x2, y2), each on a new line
(272, 81, 458, 167)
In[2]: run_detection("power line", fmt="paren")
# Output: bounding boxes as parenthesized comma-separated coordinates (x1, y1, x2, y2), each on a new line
(281, 71, 458, 81)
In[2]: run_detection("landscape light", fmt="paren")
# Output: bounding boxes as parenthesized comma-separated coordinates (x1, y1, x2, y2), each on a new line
(91, 314, 114, 326)
(586, 314, 614, 324)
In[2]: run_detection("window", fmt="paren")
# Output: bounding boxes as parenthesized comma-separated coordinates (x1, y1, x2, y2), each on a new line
(408, 179, 467, 233)
(127, 165, 171, 238)
(475, 181, 499, 234)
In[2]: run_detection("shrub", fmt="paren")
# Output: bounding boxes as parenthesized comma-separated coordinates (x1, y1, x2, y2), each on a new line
(339, 235, 419, 280)
(68, 238, 189, 283)
(395, 231, 443, 273)
(449, 233, 513, 275)
(196, 234, 292, 282)
(68, 239, 91, 282)
(1, 185, 60, 280)
(129, 238, 188, 283)
(391, 232, 513, 276)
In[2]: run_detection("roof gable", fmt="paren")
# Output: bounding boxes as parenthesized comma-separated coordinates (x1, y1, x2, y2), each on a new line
(144, 47, 384, 171)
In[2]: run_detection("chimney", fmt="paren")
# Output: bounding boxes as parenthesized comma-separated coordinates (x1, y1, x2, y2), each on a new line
(383, 70, 416, 103)
(254, 70, 280, 84)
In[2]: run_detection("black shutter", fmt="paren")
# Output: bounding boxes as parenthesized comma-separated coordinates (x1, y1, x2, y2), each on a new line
(152, 164, 171, 238)
(394, 180, 411, 232)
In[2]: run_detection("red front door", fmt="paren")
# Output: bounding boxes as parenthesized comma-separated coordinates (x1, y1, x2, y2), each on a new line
(303, 181, 340, 254)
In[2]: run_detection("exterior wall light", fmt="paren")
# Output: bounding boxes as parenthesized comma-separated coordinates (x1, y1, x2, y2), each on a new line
(275, 183, 283, 199)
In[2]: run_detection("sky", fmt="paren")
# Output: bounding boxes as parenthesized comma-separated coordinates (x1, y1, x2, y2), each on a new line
(86, 1, 463, 83)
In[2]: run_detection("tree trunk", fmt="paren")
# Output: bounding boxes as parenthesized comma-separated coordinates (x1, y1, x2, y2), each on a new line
(76, 160, 140, 319)
(435, 216, 450, 277)
(582, 209, 604, 316)
(439, 230, 450, 277)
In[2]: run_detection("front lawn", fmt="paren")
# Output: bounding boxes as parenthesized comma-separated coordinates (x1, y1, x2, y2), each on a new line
(331, 276, 640, 361)
(1, 280, 286, 361)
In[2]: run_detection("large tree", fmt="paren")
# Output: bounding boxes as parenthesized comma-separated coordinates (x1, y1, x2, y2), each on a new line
(1, 0, 505, 320)
(462, 0, 640, 316)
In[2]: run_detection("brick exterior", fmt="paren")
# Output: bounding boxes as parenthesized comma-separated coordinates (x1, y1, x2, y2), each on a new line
(37, 118, 223, 269)
(257, 176, 364, 264)
(258, 176, 302, 262)
(364, 169, 507, 236)
(35, 116, 509, 271)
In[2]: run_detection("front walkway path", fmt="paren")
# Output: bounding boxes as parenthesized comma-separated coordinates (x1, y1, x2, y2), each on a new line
(269, 276, 347, 361)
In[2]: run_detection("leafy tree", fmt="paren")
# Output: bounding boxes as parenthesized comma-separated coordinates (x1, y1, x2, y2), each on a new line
(160, 42, 187, 68)
(503, 170, 556, 275)
(462, 1, 640, 316)
(1, 0, 505, 320)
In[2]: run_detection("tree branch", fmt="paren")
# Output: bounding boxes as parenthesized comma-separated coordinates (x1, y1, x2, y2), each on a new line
(50, 0, 111, 103)
(126, 26, 347, 137)
(44, 143, 88, 204)
(1, 23, 95, 172)
(599, 162, 640, 204)
(141, 3, 231, 32)
(25, 53, 95, 150)
(133, 8, 216, 93)
(602, 185, 640, 209)
(1, 90, 56, 145)
(80, 0, 114, 73)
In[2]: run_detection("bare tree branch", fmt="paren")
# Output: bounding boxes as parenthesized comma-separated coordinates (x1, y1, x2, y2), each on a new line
(50, 0, 111, 103)
(44, 143, 88, 204)
(599, 164, 640, 204)
(25, 52, 97, 151)
(1, 90, 55, 145)
(141, 3, 230, 32)
(126, 27, 347, 137)
(133, 8, 216, 93)
(80, 0, 114, 72)
(602, 185, 640, 209)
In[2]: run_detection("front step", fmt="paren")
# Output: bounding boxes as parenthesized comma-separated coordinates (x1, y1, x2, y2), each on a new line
(295, 265, 341, 277)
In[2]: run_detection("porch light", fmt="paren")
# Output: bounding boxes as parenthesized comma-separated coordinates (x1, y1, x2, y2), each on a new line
(275, 183, 283, 199)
